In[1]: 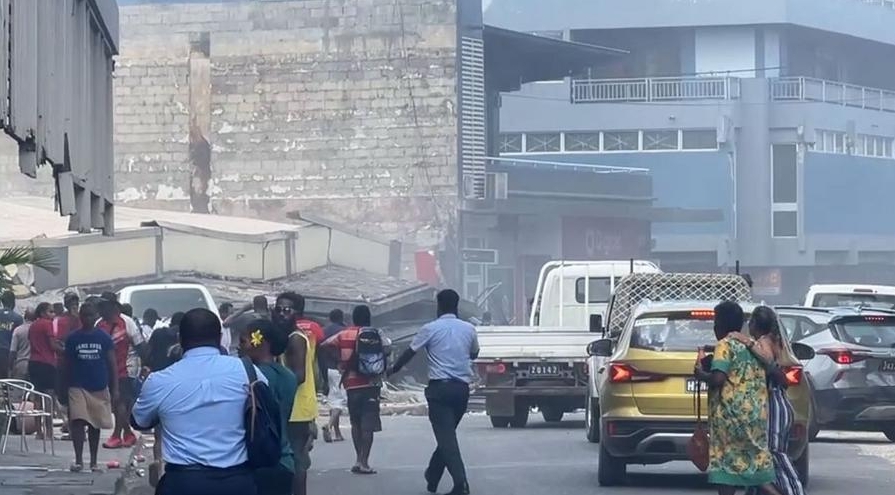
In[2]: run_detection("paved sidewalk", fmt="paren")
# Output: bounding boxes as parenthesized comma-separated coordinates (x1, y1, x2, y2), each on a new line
(0, 429, 142, 495)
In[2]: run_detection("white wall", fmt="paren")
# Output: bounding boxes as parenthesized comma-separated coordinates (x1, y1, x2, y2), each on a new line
(695, 27, 756, 76)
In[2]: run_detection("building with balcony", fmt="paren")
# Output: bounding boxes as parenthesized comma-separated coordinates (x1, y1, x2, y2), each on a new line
(485, 0, 895, 301)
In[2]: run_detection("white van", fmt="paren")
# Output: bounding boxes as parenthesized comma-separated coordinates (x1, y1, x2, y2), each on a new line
(118, 283, 220, 324)
(529, 260, 662, 329)
(804, 284, 895, 309)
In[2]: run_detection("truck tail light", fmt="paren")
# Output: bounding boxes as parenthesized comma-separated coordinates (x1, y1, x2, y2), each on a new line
(485, 363, 507, 374)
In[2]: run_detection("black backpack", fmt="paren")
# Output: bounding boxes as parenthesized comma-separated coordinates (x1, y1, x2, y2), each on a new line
(354, 327, 387, 377)
(240, 358, 283, 469)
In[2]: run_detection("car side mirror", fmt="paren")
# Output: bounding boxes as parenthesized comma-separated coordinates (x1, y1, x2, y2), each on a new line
(587, 338, 613, 357)
(589, 314, 603, 334)
(791, 342, 815, 360)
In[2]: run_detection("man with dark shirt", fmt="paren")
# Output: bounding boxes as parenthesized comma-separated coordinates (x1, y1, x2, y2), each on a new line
(0, 291, 24, 379)
(225, 296, 270, 354)
(146, 312, 185, 373)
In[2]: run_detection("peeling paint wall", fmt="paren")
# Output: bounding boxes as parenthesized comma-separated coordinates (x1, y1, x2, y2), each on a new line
(111, 0, 460, 248)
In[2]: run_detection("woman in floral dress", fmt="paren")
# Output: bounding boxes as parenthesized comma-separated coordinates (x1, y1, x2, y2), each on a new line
(695, 301, 783, 495)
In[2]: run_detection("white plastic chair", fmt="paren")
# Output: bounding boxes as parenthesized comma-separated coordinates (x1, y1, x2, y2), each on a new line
(0, 379, 55, 455)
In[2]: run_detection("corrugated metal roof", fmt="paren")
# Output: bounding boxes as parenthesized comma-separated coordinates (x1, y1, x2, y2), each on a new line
(0, 196, 311, 241)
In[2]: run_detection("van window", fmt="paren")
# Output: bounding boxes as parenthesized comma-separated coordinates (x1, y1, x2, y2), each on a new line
(129, 288, 210, 319)
(575, 277, 612, 303)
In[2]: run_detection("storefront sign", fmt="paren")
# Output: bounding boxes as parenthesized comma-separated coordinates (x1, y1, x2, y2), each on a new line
(561, 217, 650, 260)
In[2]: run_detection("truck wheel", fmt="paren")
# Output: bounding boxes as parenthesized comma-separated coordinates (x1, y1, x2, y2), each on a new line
(585, 397, 600, 444)
(490, 416, 511, 428)
(542, 407, 564, 423)
(597, 442, 626, 486)
(794, 443, 809, 488)
(510, 403, 529, 428)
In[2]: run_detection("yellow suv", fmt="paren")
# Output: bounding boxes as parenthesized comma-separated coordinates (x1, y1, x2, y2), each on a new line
(588, 301, 813, 487)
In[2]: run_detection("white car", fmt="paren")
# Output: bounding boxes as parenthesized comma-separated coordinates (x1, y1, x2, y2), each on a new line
(804, 284, 895, 310)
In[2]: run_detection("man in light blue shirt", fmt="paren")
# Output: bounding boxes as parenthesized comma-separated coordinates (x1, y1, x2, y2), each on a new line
(390, 289, 478, 495)
(131, 308, 265, 495)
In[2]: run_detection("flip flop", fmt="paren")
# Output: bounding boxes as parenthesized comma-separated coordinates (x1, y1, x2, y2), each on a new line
(350, 465, 362, 473)
(355, 467, 377, 475)
(69, 463, 83, 473)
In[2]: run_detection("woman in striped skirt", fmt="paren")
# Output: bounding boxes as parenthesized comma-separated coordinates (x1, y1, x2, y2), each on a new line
(733, 306, 806, 495)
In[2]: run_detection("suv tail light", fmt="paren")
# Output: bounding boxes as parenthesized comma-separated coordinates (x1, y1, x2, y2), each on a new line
(782, 365, 803, 386)
(817, 348, 867, 365)
(608, 363, 664, 383)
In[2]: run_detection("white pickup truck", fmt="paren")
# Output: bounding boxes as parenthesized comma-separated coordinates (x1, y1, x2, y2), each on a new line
(474, 260, 661, 428)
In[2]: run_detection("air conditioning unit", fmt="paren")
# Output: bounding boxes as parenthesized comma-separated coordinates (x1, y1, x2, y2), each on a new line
(486, 172, 508, 200)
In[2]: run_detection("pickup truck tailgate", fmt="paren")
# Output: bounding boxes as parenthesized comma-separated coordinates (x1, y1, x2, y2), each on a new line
(476, 327, 593, 361)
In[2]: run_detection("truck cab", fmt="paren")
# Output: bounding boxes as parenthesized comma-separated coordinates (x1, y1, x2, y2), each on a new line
(529, 260, 662, 329)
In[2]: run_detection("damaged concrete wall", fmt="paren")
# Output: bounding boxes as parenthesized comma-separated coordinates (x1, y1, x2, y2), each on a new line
(112, 0, 460, 248)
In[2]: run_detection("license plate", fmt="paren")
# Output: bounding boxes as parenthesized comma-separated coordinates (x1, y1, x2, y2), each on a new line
(686, 378, 700, 393)
(529, 364, 563, 376)
(880, 360, 895, 372)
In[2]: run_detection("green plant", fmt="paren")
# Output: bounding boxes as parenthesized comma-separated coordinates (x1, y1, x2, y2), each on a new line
(0, 247, 60, 290)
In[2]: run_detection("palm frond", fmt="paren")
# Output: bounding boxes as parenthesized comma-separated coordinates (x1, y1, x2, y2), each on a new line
(0, 246, 60, 275)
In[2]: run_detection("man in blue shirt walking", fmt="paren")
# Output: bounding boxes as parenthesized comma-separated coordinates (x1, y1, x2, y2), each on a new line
(390, 289, 479, 495)
(132, 308, 265, 495)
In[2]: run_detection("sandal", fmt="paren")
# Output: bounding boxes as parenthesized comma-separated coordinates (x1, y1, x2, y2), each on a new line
(354, 466, 377, 475)
(70, 463, 83, 473)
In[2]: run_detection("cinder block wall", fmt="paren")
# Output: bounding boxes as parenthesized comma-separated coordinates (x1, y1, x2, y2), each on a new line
(113, 0, 459, 248)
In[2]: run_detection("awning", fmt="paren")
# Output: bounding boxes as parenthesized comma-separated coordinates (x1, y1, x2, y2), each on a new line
(484, 25, 626, 92)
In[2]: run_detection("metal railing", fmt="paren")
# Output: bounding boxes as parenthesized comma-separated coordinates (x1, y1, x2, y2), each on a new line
(769, 77, 895, 113)
(571, 77, 741, 104)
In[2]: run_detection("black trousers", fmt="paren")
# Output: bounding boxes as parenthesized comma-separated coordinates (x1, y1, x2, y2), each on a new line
(156, 464, 257, 495)
(425, 379, 471, 489)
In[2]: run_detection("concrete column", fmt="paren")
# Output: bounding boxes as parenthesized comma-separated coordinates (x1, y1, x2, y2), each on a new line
(735, 79, 772, 266)
(188, 33, 212, 214)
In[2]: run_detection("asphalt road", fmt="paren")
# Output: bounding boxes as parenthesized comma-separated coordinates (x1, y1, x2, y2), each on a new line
(309, 413, 895, 495)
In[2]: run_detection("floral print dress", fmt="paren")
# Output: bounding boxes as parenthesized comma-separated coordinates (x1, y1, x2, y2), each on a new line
(707, 337, 776, 487)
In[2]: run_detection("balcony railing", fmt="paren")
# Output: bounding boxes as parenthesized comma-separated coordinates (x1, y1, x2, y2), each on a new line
(571, 77, 741, 104)
(770, 77, 895, 113)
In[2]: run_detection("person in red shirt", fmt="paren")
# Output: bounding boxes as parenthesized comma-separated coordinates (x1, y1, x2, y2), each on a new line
(321, 305, 386, 475)
(97, 298, 145, 449)
(52, 293, 81, 436)
(27, 302, 58, 438)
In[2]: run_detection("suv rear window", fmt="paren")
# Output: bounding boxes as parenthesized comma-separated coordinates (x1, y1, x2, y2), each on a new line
(630, 311, 725, 352)
(129, 288, 210, 319)
(813, 293, 895, 310)
(835, 316, 895, 348)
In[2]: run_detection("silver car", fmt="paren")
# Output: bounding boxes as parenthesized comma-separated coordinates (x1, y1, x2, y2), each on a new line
(777, 306, 895, 441)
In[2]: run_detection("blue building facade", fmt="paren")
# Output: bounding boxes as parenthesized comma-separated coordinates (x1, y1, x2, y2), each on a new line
(486, 0, 895, 301)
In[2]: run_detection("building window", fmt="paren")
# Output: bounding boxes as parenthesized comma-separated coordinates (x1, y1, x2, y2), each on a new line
(643, 130, 679, 151)
(682, 130, 718, 150)
(603, 131, 639, 151)
(772, 210, 798, 238)
(565, 132, 601, 152)
(772, 144, 798, 204)
(771, 144, 799, 238)
(499, 133, 523, 153)
(525, 133, 561, 152)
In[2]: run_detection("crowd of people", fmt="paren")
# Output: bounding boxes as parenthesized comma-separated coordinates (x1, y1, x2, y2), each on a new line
(694, 302, 806, 495)
(0, 287, 480, 495)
